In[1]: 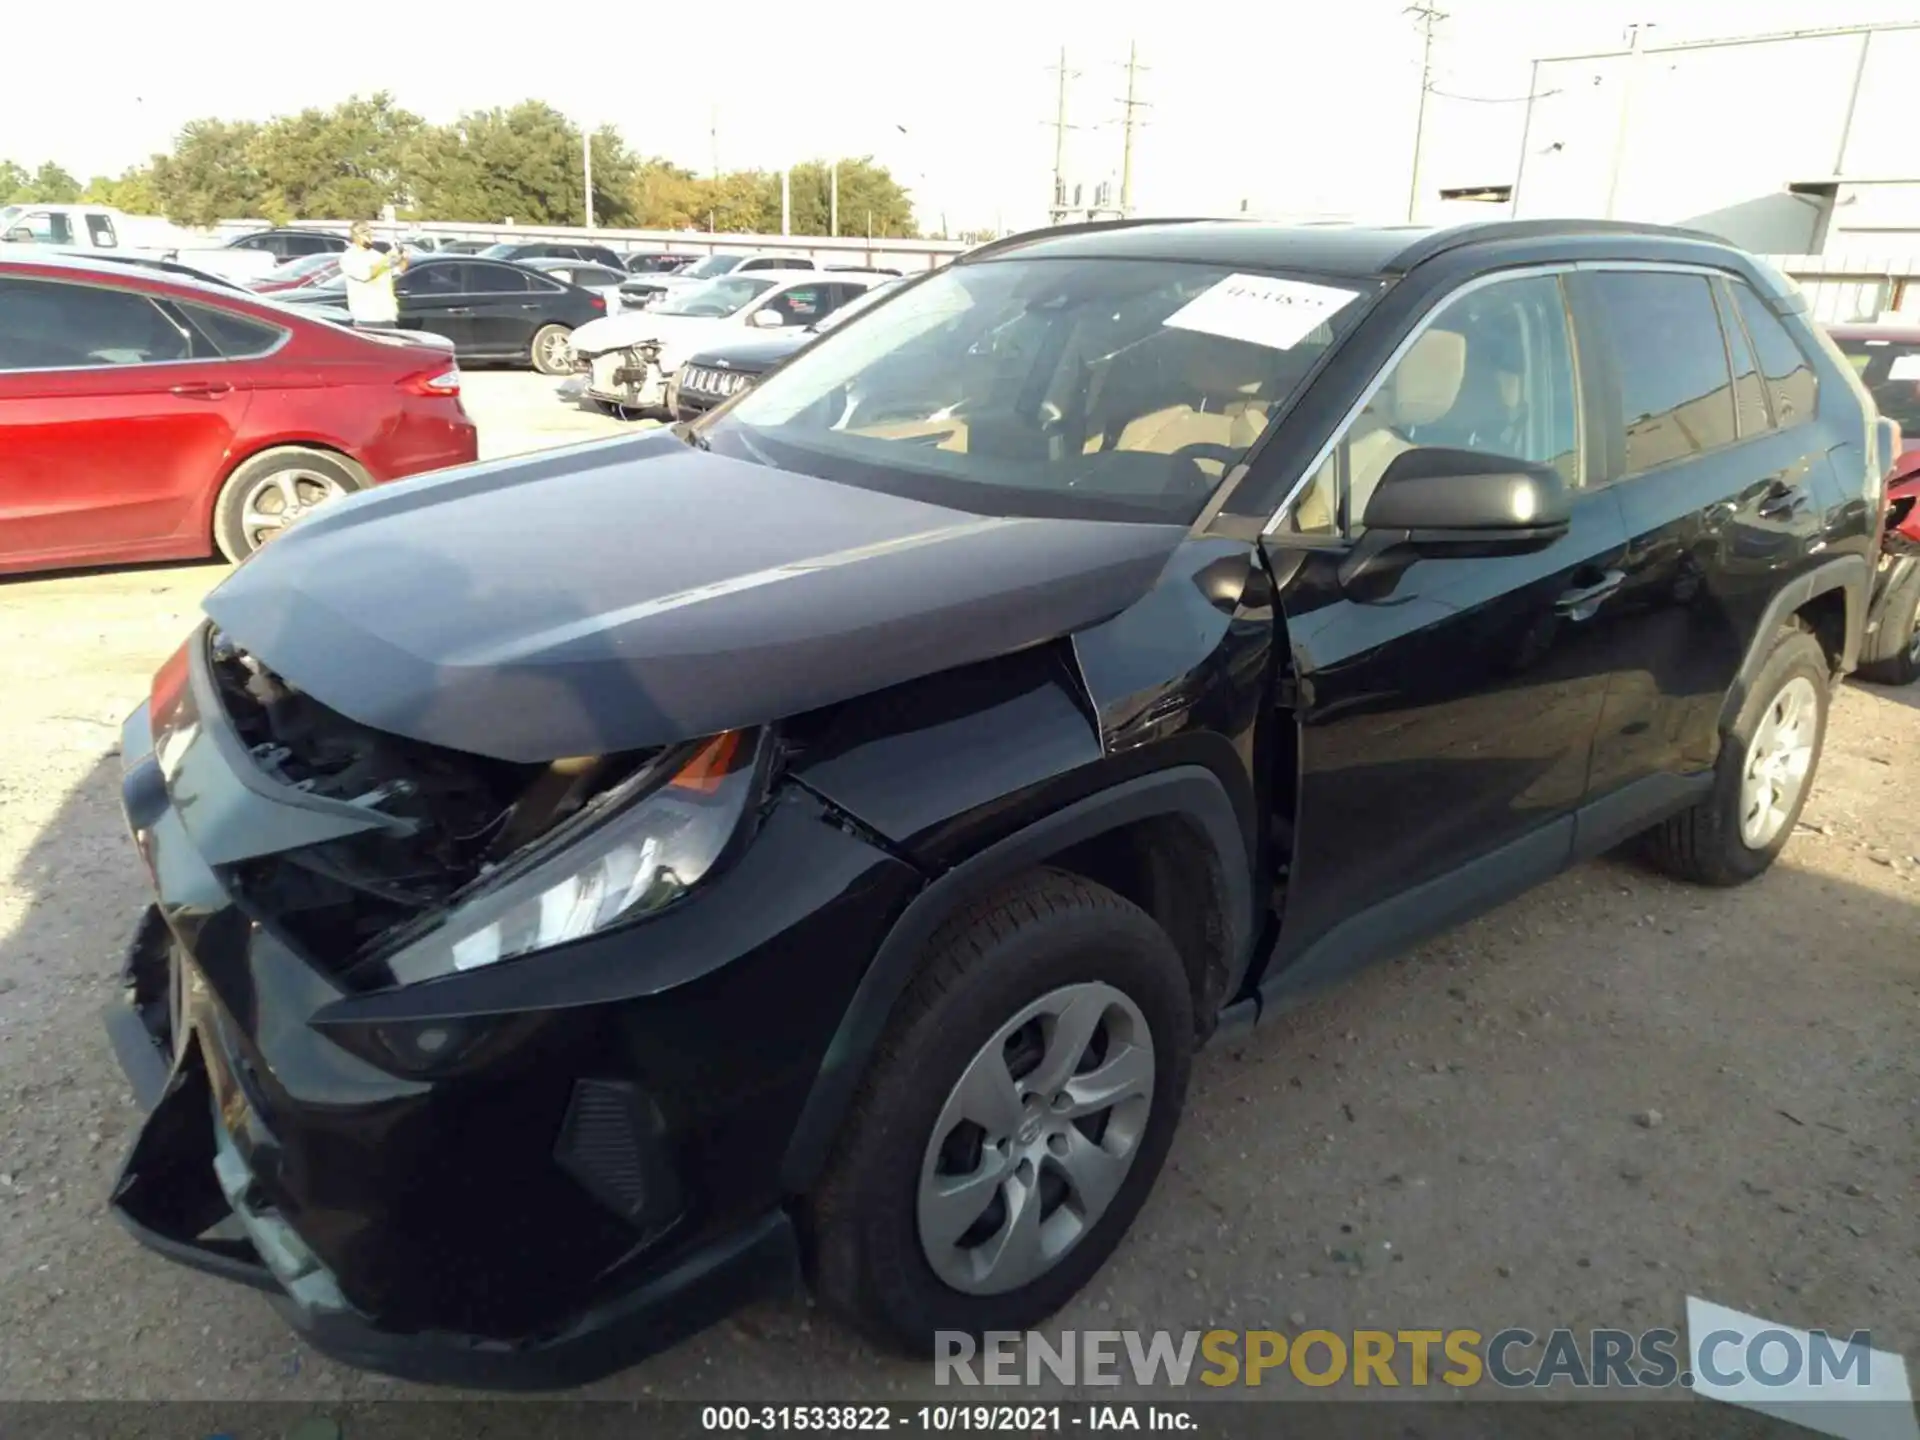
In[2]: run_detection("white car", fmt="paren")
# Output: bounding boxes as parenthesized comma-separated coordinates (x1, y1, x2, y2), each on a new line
(617, 251, 817, 308)
(570, 270, 885, 415)
(520, 257, 632, 313)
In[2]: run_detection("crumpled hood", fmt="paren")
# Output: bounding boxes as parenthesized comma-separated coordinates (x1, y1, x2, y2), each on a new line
(202, 431, 1187, 762)
(569, 310, 721, 361)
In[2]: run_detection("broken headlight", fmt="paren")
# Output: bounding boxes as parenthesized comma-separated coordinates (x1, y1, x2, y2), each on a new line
(382, 730, 764, 986)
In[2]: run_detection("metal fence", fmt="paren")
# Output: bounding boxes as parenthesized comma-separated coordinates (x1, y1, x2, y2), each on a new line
(1766, 251, 1920, 323)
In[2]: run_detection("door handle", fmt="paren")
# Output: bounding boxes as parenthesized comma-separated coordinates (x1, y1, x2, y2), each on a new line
(1555, 569, 1625, 620)
(1758, 483, 1806, 520)
(169, 380, 232, 400)
(444, 307, 473, 316)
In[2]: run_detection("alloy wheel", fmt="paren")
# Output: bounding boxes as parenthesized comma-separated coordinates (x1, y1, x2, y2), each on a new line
(539, 330, 571, 372)
(239, 468, 345, 551)
(1738, 674, 1819, 848)
(917, 981, 1154, 1295)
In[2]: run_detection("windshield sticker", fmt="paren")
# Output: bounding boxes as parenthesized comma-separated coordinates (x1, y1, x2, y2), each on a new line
(1888, 354, 1920, 381)
(1163, 274, 1360, 352)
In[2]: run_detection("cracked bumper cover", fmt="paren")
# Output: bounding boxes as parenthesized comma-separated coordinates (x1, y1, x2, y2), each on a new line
(100, 676, 916, 1388)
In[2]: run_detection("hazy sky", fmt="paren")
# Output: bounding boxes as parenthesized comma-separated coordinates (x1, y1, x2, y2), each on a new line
(6, 0, 1914, 230)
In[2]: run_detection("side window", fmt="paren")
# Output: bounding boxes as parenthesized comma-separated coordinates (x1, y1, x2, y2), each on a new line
(741, 258, 783, 272)
(86, 213, 118, 248)
(1322, 273, 1580, 532)
(178, 302, 286, 359)
(1588, 271, 1736, 476)
(0, 277, 191, 370)
(14, 211, 74, 244)
(766, 285, 827, 326)
(1715, 280, 1770, 437)
(287, 235, 330, 257)
(464, 263, 528, 293)
(1730, 282, 1817, 430)
(399, 264, 464, 297)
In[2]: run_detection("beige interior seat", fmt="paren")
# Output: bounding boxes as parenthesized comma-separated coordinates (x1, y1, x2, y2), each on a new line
(1342, 327, 1468, 525)
(1106, 337, 1278, 478)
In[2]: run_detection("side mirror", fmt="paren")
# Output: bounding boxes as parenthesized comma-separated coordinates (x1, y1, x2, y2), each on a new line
(3, 227, 32, 243)
(749, 308, 785, 329)
(1341, 447, 1571, 595)
(1362, 446, 1572, 541)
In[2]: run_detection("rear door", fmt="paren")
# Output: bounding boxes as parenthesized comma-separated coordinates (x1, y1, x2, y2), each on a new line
(0, 274, 252, 569)
(395, 263, 475, 350)
(461, 262, 537, 355)
(1570, 267, 1829, 825)
(1258, 267, 1629, 994)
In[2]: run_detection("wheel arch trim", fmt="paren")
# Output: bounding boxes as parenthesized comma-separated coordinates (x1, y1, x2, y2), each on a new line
(1719, 554, 1868, 731)
(778, 765, 1252, 1195)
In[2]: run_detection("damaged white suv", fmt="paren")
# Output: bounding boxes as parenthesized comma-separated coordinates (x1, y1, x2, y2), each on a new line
(570, 270, 885, 418)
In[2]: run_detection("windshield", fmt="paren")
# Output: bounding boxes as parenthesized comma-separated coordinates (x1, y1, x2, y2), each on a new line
(705, 257, 1374, 521)
(655, 276, 776, 318)
(1836, 335, 1920, 432)
(477, 243, 523, 259)
(679, 255, 741, 280)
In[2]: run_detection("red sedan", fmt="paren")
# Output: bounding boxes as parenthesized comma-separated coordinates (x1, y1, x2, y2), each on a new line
(0, 254, 478, 577)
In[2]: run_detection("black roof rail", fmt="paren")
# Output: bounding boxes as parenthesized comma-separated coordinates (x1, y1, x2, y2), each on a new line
(956, 216, 1225, 263)
(1386, 217, 1731, 271)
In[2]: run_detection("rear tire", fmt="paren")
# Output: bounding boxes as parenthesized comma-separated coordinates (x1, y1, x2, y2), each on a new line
(530, 324, 573, 376)
(1857, 563, 1920, 686)
(211, 447, 367, 562)
(1639, 627, 1829, 886)
(805, 870, 1193, 1355)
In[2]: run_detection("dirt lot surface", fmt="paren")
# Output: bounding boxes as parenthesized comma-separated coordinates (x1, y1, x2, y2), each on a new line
(0, 373, 1913, 1413)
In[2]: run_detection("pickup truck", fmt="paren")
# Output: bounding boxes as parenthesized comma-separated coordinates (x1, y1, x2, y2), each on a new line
(0, 203, 281, 283)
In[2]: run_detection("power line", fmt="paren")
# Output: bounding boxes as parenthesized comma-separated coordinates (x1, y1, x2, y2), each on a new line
(1429, 85, 1563, 103)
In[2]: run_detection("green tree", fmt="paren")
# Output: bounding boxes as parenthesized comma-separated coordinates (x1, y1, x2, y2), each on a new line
(250, 93, 424, 222)
(627, 157, 707, 229)
(407, 103, 634, 225)
(149, 119, 263, 225)
(784, 158, 916, 238)
(82, 165, 160, 214)
(2, 160, 83, 204)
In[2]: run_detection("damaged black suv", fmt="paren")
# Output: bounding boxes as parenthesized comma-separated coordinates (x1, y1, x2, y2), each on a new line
(107, 218, 1882, 1387)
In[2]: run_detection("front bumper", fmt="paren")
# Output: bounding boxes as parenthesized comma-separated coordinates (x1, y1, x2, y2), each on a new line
(578, 348, 669, 409)
(104, 630, 921, 1386)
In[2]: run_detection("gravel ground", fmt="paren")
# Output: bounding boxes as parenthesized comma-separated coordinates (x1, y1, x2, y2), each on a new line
(0, 375, 1913, 1409)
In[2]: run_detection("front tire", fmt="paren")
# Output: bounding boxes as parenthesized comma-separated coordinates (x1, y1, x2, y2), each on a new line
(1640, 626, 1829, 886)
(1858, 563, 1920, 686)
(530, 323, 573, 376)
(211, 447, 367, 562)
(806, 870, 1193, 1354)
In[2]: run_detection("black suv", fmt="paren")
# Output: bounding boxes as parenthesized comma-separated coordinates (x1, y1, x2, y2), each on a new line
(105, 219, 1880, 1388)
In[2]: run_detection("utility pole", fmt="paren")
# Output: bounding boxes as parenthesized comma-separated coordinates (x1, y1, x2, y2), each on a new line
(1404, 2, 1446, 223)
(709, 105, 720, 182)
(1116, 40, 1149, 218)
(1047, 48, 1078, 223)
(780, 169, 791, 236)
(830, 159, 839, 237)
(1604, 22, 1651, 218)
(582, 127, 595, 230)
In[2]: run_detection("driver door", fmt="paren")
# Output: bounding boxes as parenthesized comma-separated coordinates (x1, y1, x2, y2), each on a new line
(1259, 269, 1632, 996)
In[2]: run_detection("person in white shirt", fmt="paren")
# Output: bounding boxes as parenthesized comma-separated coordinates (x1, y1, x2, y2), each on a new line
(339, 222, 407, 328)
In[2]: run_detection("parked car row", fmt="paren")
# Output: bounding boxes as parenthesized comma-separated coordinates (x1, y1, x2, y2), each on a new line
(568, 268, 894, 416)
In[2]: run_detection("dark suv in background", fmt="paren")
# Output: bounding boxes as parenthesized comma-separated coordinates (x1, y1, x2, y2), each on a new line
(106, 218, 1879, 1388)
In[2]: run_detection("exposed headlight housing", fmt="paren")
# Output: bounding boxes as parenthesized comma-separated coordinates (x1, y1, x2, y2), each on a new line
(383, 730, 764, 986)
